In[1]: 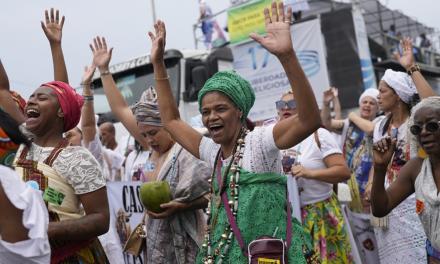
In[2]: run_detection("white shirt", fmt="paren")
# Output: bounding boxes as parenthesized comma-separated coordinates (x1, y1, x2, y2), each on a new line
(103, 149, 125, 182)
(124, 150, 151, 181)
(280, 128, 342, 207)
(0, 166, 50, 264)
(116, 134, 135, 158)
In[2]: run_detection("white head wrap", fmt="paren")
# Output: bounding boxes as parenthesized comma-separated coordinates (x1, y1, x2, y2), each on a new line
(381, 69, 417, 104)
(359, 88, 382, 114)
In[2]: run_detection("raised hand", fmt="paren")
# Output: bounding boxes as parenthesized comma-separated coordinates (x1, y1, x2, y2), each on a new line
(148, 20, 167, 64)
(249, 1, 293, 58)
(372, 137, 396, 168)
(41, 8, 65, 44)
(82, 61, 96, 83)
(322, 87, 335, 103)
(89, 37, 113, 71)
(332, 87, 338, 98)
(393, 37, 415, 71)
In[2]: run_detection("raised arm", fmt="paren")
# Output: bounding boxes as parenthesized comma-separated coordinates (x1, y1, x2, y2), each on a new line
(89, 37, 149, 150)
(370, 137, 416, 217)
(321, 88, 345, 135)
(394, 37, 436, 99)
(332, 88, 342, 120)
(0, 59, 26, 124)
(149, 21, 203, 158)
(250, 2, 321, 149)
(80, 62, 97, 148)
(41, 8, 68, 83)
(347, 112, 377, 136)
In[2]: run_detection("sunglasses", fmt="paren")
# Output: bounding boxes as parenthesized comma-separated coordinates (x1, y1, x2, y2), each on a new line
(410, 121, 440, 136)
(276, 100, 297, 110)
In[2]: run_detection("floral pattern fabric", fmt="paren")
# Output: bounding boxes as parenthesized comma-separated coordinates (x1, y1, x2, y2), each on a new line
(301, 193, 354, 264)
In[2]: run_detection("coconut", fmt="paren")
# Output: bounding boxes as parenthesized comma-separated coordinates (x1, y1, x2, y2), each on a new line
(140, 181, 171, 213)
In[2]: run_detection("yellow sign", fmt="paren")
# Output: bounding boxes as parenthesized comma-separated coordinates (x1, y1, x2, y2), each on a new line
(228, 0, 282, 45)
(257, 258, 280, 264)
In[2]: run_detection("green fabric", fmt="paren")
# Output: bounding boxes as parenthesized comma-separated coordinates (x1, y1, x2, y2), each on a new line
(196, 168, 315, 264)
(197, 70, 255, 121)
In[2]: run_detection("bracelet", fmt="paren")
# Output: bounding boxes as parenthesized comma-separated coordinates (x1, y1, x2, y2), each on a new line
(407, 64, 420, 76)
(81, 80, 93, 85)
(363, 181, 373, 189)
(154, 76, 170, 81)
(323, 101, 330, 106)
(84, 97, 94, 101)
(83, 100, 94, 107)
(100, 71, 111, 76)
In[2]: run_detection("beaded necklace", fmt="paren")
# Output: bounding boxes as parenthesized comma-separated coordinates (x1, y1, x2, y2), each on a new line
(202, 129, 248, 264)
(386, 118, 410, 185)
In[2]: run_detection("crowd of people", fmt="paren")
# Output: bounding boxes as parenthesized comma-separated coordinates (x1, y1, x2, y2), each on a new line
(1, 2, 440, 264)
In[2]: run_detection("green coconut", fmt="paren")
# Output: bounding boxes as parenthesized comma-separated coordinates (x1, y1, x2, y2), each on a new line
(140, 181, 171, 213)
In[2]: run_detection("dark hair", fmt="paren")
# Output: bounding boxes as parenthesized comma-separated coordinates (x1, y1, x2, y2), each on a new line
(0, 111, 30, 148)
(381, 93, 420, 135)
(134, 139, 143, 153)
(245, 118, 255, 131)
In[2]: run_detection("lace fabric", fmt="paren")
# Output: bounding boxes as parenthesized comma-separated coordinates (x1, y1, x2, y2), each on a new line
(17, 124, 106, 195)
(199, 124, 282, 175)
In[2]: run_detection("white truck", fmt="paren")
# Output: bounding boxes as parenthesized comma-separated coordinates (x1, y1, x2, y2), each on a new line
(88, 48, 234, 141)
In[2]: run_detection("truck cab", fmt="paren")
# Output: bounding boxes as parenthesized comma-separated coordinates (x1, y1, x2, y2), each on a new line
(87, 48, 234, 141)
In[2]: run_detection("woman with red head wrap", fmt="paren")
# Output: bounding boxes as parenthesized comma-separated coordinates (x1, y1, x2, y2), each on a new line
(0, 8, 109, 264)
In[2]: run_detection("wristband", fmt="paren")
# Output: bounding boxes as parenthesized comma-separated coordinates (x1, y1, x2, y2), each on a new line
(154, 76, 170, 81)
(363, 181, 373, 189)
(407, 64, 420, 76)
(323, 101, 330, 106)
(100, 71, 111, 77)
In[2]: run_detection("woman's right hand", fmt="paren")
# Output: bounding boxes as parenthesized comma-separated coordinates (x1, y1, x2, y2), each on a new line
(373, 137, 396, 169)
(364, 184, 372, 202)
(148, 20, 167, 65)
(394, 37, 415, 71)
(89, 36, 113, 71)
(322, 87, 335, 103)
(82, 62, 96, 84)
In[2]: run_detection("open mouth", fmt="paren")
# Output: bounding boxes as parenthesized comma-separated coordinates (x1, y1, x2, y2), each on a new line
(210, 124, 224, 135)
(283, 113, 292, 118)
(151, 145, 160, 152)
(26, 109, 41, 120)
(422, 140, 435, 149)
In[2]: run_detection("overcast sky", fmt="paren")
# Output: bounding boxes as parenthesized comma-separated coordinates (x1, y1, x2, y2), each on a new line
(0, 0, 438, 100)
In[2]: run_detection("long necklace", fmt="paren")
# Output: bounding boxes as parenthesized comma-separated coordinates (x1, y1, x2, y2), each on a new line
(386, 118, 410, 184)
(202, 129, 248, 264)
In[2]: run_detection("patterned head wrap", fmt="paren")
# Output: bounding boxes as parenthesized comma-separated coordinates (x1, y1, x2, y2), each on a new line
(10, 90, 26, 116)
(198, 71, 255, 122)
(280, 90, 294, 99)
(0, 127, 19, 167)
(40, 81, 84, 132)
(381, 69, 417, 104)
(131, 87, 162, 126)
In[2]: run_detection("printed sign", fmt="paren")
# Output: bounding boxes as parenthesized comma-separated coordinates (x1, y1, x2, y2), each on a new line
(43, 187, 65, 206)
(228, 0, 282, 45)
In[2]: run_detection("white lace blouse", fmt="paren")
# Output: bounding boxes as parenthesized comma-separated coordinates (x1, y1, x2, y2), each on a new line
(18, 124, 106, 195)
(199, 124, 283, 175)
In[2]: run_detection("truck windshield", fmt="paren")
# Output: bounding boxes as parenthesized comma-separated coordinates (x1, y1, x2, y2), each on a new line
(92, 58, 180, 115)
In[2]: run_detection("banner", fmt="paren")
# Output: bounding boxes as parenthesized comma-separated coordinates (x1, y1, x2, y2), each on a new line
(352, 9, 377, 89)
(107, 181, 145, 264)
(227, 0, 281, 45)
(231, 18, 330, 121)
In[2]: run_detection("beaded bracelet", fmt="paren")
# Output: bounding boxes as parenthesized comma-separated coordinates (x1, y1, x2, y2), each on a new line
(407, 64, 420, 76)
(154, 76, 170, 81)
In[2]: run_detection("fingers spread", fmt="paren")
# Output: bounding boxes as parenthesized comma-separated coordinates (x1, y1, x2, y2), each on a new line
(50, 7, 54, 23)
(102, 37, 108, 50)
(249, 33, 264, 44)
(109, 47, 114, 57)
(45, 10, 50, 25)
(148, 31, 156, 41)
(271, 1, 278, 22)
(89, 43, 96, 54)
(93, 38, 99, 51)
(55, 9, 59, 24)
(278, 1, 285, 22)
(97, 37, 103, 50)
(286, 6, 292, 21)
(264, 7, 271, 26)
(60, 16, 65, 28)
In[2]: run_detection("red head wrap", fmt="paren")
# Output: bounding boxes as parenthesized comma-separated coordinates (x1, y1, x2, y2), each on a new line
(10, 90, 26, 116)
(40, 81, 84, 132)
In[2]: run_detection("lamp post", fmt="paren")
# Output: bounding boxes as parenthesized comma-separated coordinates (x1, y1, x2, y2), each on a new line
(151, 0, 157, 24)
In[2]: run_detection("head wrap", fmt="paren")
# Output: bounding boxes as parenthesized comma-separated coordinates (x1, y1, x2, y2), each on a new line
(0, 127, 19, 167)
(198, 70, 255, 122)
(381, 69, 417, 104)
(10, 90, 26, 116)
(280, 90, 294, 99)
(358, 88, 379, 106)
(41, 81, 84, 132)
(131, 87, 162, 126)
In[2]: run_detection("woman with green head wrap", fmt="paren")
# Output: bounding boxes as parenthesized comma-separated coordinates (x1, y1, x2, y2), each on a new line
(150, 2, 322, 263)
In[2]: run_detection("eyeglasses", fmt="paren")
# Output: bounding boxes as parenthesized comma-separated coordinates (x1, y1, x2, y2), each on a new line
(275, 100, 297, 110)
(410, 121, 440, 136)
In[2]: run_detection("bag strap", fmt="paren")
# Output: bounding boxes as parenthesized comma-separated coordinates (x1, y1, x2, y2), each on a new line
(314, 131, 321, 150)
(218, 156, 292, 258)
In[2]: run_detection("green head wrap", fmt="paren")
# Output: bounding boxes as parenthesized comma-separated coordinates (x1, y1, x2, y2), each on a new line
(198, 70, 255, 121)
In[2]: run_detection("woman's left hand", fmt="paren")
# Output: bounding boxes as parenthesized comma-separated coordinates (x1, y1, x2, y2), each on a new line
(394, 37, 415, 71)
(82, 62, 96, 84)
(147, 201, 182, 219)
(249, 1, 293, 59)
(41, 8, 65, 44)
(292, 164, 314, 180)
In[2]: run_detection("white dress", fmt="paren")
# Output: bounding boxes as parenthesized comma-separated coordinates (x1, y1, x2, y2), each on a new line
(373, 119, 427, 263)
(124, 150, 151, 181)
(0, 166, 50, 264)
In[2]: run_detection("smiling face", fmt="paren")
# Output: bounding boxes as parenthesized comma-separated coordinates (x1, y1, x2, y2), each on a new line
(201, 91, 243, 145)
(377, 81, 400, 112)
(24, 86, 64, 136)
(137, 123, 173, 155)
(414, 107, 440, 156)
(359, 96, 379, 120)
(277, 94, 297, 121)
